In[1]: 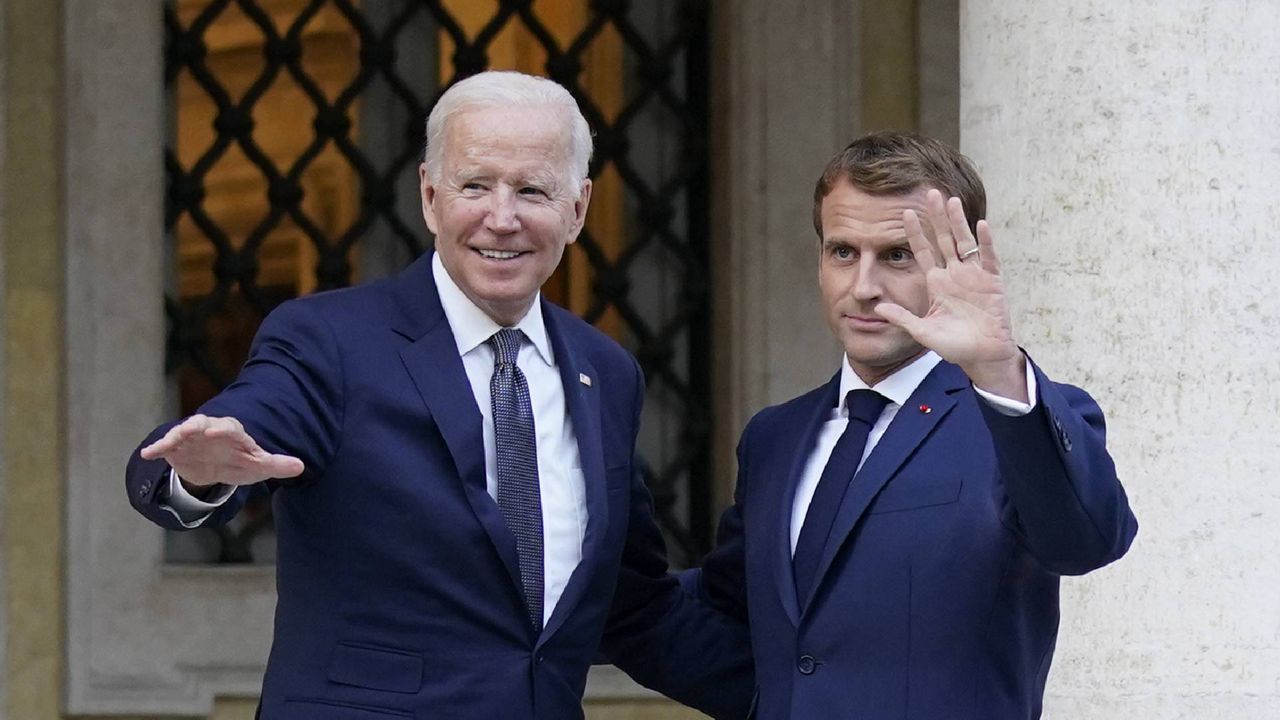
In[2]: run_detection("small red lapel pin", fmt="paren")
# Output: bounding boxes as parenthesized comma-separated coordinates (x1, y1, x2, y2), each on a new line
(919, 404, 932, 414)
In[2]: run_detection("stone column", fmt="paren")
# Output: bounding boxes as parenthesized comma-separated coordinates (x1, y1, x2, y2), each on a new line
(962, 2, 1280, 717)
(709, 0, 860, 502)
(0, 1, 8, 715)
(2, 1, 63, 718)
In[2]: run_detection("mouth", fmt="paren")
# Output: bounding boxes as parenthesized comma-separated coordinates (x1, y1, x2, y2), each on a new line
(474, 248, 528, 261)
(844, 314, 889, 330)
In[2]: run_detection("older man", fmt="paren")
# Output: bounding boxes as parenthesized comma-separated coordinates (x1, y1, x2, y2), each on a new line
(126, 71, 752, 720)
(693, 131, 1138, 719)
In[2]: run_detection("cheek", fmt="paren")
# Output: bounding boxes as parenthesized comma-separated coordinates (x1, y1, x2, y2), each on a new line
(819, 262, 854, 291)
(902, 277, 930, 311)
(446, 203, 485, 228)
(817, 269, 845, 314)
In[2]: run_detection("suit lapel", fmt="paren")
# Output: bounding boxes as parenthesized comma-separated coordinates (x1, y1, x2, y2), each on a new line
(802, 362, 968, 614)
(771, 374, 842, 627)
(392, 254, 524, 598)
(537, 303, 608, 646)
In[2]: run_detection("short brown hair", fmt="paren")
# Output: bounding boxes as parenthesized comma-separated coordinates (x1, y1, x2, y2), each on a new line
(812, 131, 986, 239)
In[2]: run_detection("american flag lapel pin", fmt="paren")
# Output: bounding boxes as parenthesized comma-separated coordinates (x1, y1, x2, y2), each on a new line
(579, 373, 592, 387)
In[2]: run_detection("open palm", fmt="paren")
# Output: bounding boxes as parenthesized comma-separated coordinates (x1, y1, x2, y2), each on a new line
(140, 414, 304, 488)
(875, 189, 1026, 398)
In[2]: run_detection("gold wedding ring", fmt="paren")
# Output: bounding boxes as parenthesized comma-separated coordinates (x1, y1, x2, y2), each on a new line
(959, 247, 980, 260)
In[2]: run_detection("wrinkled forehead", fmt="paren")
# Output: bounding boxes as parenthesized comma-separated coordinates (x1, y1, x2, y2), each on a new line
(445, 103, 571, 150)
(821, 182, 933, 237)
(443, 105, 574, 183)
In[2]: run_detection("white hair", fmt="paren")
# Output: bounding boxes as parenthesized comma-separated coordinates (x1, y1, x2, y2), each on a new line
(422, 71, 593, 187)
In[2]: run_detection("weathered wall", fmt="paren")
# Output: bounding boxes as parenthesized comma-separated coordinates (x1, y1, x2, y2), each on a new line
(2, 0, 64, 719)
(710, 0, 859, 493)
(0, 0, 8, 713)
(962, 1, 1280, 717)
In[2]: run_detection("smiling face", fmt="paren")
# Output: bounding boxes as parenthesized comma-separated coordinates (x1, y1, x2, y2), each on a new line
(818, 179, 933, 385)
(420, 104, 591, 326)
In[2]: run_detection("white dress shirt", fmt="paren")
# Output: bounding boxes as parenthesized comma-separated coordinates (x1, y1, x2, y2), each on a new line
(789, 351, 1038, 554)
(166, 253, 588, 626)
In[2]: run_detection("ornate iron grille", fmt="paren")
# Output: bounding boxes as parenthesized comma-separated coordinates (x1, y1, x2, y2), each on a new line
(164, 0, 713, 566)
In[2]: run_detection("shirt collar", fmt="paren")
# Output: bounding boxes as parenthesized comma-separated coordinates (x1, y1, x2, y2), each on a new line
(431, 252, 554, 367)
(837, 350, 942, 414)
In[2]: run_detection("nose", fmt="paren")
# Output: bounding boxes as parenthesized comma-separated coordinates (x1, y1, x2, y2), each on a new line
(851, 255, 881, 303)
(484, 187, 520, 234)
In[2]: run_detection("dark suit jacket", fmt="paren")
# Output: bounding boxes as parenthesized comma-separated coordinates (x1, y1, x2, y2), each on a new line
(693, 360, 1137, 720)
(126, 253, 753, 720)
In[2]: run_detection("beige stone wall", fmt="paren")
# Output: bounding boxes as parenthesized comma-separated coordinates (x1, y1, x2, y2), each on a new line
(709, 0, 860, 506)
(0, 0, 9, 712)
(3, 1, 64, 719)
(962, 1, 1280, 717)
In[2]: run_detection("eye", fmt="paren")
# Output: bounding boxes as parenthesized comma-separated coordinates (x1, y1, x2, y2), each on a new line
(461, 181, 486, 192)
(885, 247, 914, 265)
(832, 245, 855, 261)
(518, 186, 548, 197)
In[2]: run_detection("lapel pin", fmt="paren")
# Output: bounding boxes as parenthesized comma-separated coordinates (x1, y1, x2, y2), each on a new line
(919, 404, 932, 414)
(579, 373, 592, 387)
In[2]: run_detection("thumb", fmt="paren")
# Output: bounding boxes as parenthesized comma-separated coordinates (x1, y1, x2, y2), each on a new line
(874, 302, 924, 336)
(259, 453, 306, 479)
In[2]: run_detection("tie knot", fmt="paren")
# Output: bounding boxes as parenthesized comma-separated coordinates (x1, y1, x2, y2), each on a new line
(488, 328, 523, 366)
(845, 389, 889, 426)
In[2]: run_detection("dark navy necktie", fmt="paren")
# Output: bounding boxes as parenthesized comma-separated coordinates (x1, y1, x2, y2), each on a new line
(793, 388, 890, 607)
(488, 328, 544, 633)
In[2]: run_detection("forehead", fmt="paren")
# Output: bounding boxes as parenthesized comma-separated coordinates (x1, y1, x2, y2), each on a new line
(442, 104, 571, 171)
(821, 179, 932, 242)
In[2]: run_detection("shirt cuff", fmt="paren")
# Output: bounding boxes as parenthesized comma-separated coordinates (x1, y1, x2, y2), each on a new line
(972, 357, 1038, 416)
(160, 468, 234, 529)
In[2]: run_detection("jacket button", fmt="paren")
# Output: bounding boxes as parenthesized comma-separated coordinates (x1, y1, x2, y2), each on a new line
(797, 655, 816, 675)
(1053, 415, 1072, 452)
(535, 652, 544, 664)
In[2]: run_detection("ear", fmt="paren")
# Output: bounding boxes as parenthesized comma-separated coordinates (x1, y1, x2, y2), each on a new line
(419, 163, 439, 236)
(816, 233, 826, 278)
(565, 178, 592, 245)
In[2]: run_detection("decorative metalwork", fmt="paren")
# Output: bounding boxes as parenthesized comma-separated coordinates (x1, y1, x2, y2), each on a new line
(164, 0, 712, 566)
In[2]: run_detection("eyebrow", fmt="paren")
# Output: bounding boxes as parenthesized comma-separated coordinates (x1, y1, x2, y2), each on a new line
(822, 237, 911, 250)
(450, 166, 564, 190)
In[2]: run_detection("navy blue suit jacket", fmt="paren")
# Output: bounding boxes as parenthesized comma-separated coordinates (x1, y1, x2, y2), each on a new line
(126, 253, 753, 720)
(694, 360, 1137, 720)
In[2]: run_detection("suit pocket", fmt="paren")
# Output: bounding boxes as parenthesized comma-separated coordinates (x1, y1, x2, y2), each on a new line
(867, 476, 963, 514)
(281, 698, 412, 719)
(327, 642, 422, 693)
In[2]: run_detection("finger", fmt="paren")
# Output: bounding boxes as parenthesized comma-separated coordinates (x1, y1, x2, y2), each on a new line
(947, 196, 979, 259)
(874, 301, 926, 338)
(925, 188, 958, 265)
(202, 416, 251, 446)
(976, 220, 1001, 274)
(259, 453, 306, 479)
(141, 414, 209, 459)
(902, 209, 939, 273)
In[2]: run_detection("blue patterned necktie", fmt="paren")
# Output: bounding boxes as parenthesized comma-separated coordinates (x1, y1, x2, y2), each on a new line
(792, 388, 890, 607)
(488, 328, 544, 633)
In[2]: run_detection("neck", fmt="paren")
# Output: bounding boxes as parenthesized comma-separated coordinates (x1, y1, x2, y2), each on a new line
(848, 349, 927, 387)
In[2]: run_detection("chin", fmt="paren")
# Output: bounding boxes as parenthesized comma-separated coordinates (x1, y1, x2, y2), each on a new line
(478, 285, 539, 313)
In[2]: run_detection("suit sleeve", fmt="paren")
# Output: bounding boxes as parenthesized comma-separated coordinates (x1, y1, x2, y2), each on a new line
(980, 359, 1138, 575)
(125, 298, 345, 530)
(688, 415, 755, 624)
(599, 357, 755, 720)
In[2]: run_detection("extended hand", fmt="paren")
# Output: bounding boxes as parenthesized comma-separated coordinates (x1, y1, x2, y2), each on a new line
(875, 188, 1028, 401)
(139, 414, 304, 488)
